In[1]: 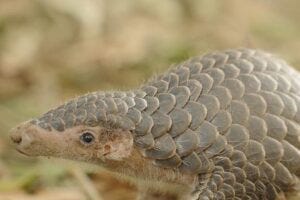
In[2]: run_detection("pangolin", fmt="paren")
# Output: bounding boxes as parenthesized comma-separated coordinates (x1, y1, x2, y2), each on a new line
(10, 48, 300, 200)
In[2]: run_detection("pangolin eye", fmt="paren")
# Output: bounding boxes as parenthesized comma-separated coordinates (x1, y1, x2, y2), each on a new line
(80, 132, 95, 144)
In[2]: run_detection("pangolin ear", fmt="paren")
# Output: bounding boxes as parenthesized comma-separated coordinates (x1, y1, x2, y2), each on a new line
(100, 130, 133, 161)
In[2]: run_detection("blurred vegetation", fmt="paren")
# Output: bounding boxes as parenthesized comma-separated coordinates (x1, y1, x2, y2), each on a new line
(0, 0, 300, 199)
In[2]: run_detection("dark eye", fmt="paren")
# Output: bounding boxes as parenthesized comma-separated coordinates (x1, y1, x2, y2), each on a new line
(80, 132, 95, 144)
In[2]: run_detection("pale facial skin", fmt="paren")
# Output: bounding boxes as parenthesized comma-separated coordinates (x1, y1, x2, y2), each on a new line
(10, 122, 134, 164)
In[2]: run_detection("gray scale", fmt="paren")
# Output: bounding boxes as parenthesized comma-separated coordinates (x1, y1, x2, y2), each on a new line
(259, 91, 284, 115)
(167, 73, 179, 89)
(184, 101, 207, 130)
(134, 133, 154, 149)
(126, 107, 142, 124)
(230, 150, 247, 168)
(230, 59, 254, 74)
(221, 79, 245, 99)
(187, 79, 202, 101)
(244, 140, 265, 165)
(176, 66, 190, 84)
(188, 62, 202, 75)
(221, 64, 240, 79)
(150, 110, 171, 138)
(169, 108, 192, 137)
(204, 68, 225, 86)
(269, 72, 291, 92)
(259, 161, 275, 182)
(196, 121, 218, 149)
(283, 118, 300, 149)
(224, 124, 249, 151)
(114, 115, 135, 130)
(242, 93, 267, 116)
(281, 140, 300, 174)
(210, 53, 229, 68)
(103, 97, 118, 114)
(144, 134, 176, 159)
(246, 116, 267, 142)
(113, 98, 128, 115)
(113, 91, 127, 98)
(244, 55, 267, 72)
(122, 96, 135, 108)
(290, 94, 300, 123)
(213, 157, 232, 171)
(209, 86, 232, 109)
(175, 129, 199, 157)
(157, 93, 176, 113)
(223, 49, 242, 60)
(275, 91, 297, 119)
(265, 57, 282, 72)
(153, 153, 182, 168)
(143, 96, 159, 115)
(151, 80, 169, 93)
(169, 86, 190, 108)
(229, 100, 250, 125)
(254, 72, 278, 91)
(262, 137, 284, 165)
(192, 73, 214, 94)
(198, 94, 220, 121)
(133, 97, 147, 111)
(264, 113, 287, 141)
(134, 113, 153, 136)
(211, 110, 232, 133)
(204, 135, 227, 158)
(32, 49, 300, 200)
(199, 57, 215, 70)
(179, 152, 203, 174)
(141, 85, 157, 96)
(237, 74, 261, 93)
(232, 167, 246, 183)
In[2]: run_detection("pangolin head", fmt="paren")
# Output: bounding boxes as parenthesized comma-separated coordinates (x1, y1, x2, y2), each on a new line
(10, 92, 133, 164)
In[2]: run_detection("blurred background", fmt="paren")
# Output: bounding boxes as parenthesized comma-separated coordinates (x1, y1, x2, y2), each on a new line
(0, 0, 300, 199)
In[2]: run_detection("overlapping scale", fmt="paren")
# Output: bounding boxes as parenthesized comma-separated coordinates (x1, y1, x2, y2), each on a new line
(187, 79, 202, 101)
(192, 73, 214, 94)
(36, 48, 300, 200)
(198, 95, 220, 121)
(144, 134, 176, 159)
(175, 129, 199, 156)
(150, 111, 171, 138)
(169, 108, 192, 137)
(185, 101, 207, 130)
(209, 86, 232, 109)
(157, 93, 176, 113)
(221, 78, 245, 99)
(169, 86, 190, 108)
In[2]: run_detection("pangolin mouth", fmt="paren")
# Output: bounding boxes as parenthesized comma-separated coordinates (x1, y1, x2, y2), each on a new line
(16, 148, 31, 156)
(10, 130, 23, 144)
(10, 122, 38, 156)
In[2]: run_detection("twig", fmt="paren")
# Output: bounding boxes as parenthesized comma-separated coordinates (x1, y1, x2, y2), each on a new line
(69, 166, 104, 200)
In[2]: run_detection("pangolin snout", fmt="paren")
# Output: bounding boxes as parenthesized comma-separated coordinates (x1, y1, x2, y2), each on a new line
(10, 129, 23, 144)
(10, 121, 66, 157)
(10, 122, 36, 153)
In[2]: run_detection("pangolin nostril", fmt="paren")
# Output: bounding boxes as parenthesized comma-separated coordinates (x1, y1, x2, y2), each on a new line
(10, 131, 22, 144)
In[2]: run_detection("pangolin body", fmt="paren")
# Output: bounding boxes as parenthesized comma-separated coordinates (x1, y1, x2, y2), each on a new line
(12, 49, 300, 199)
